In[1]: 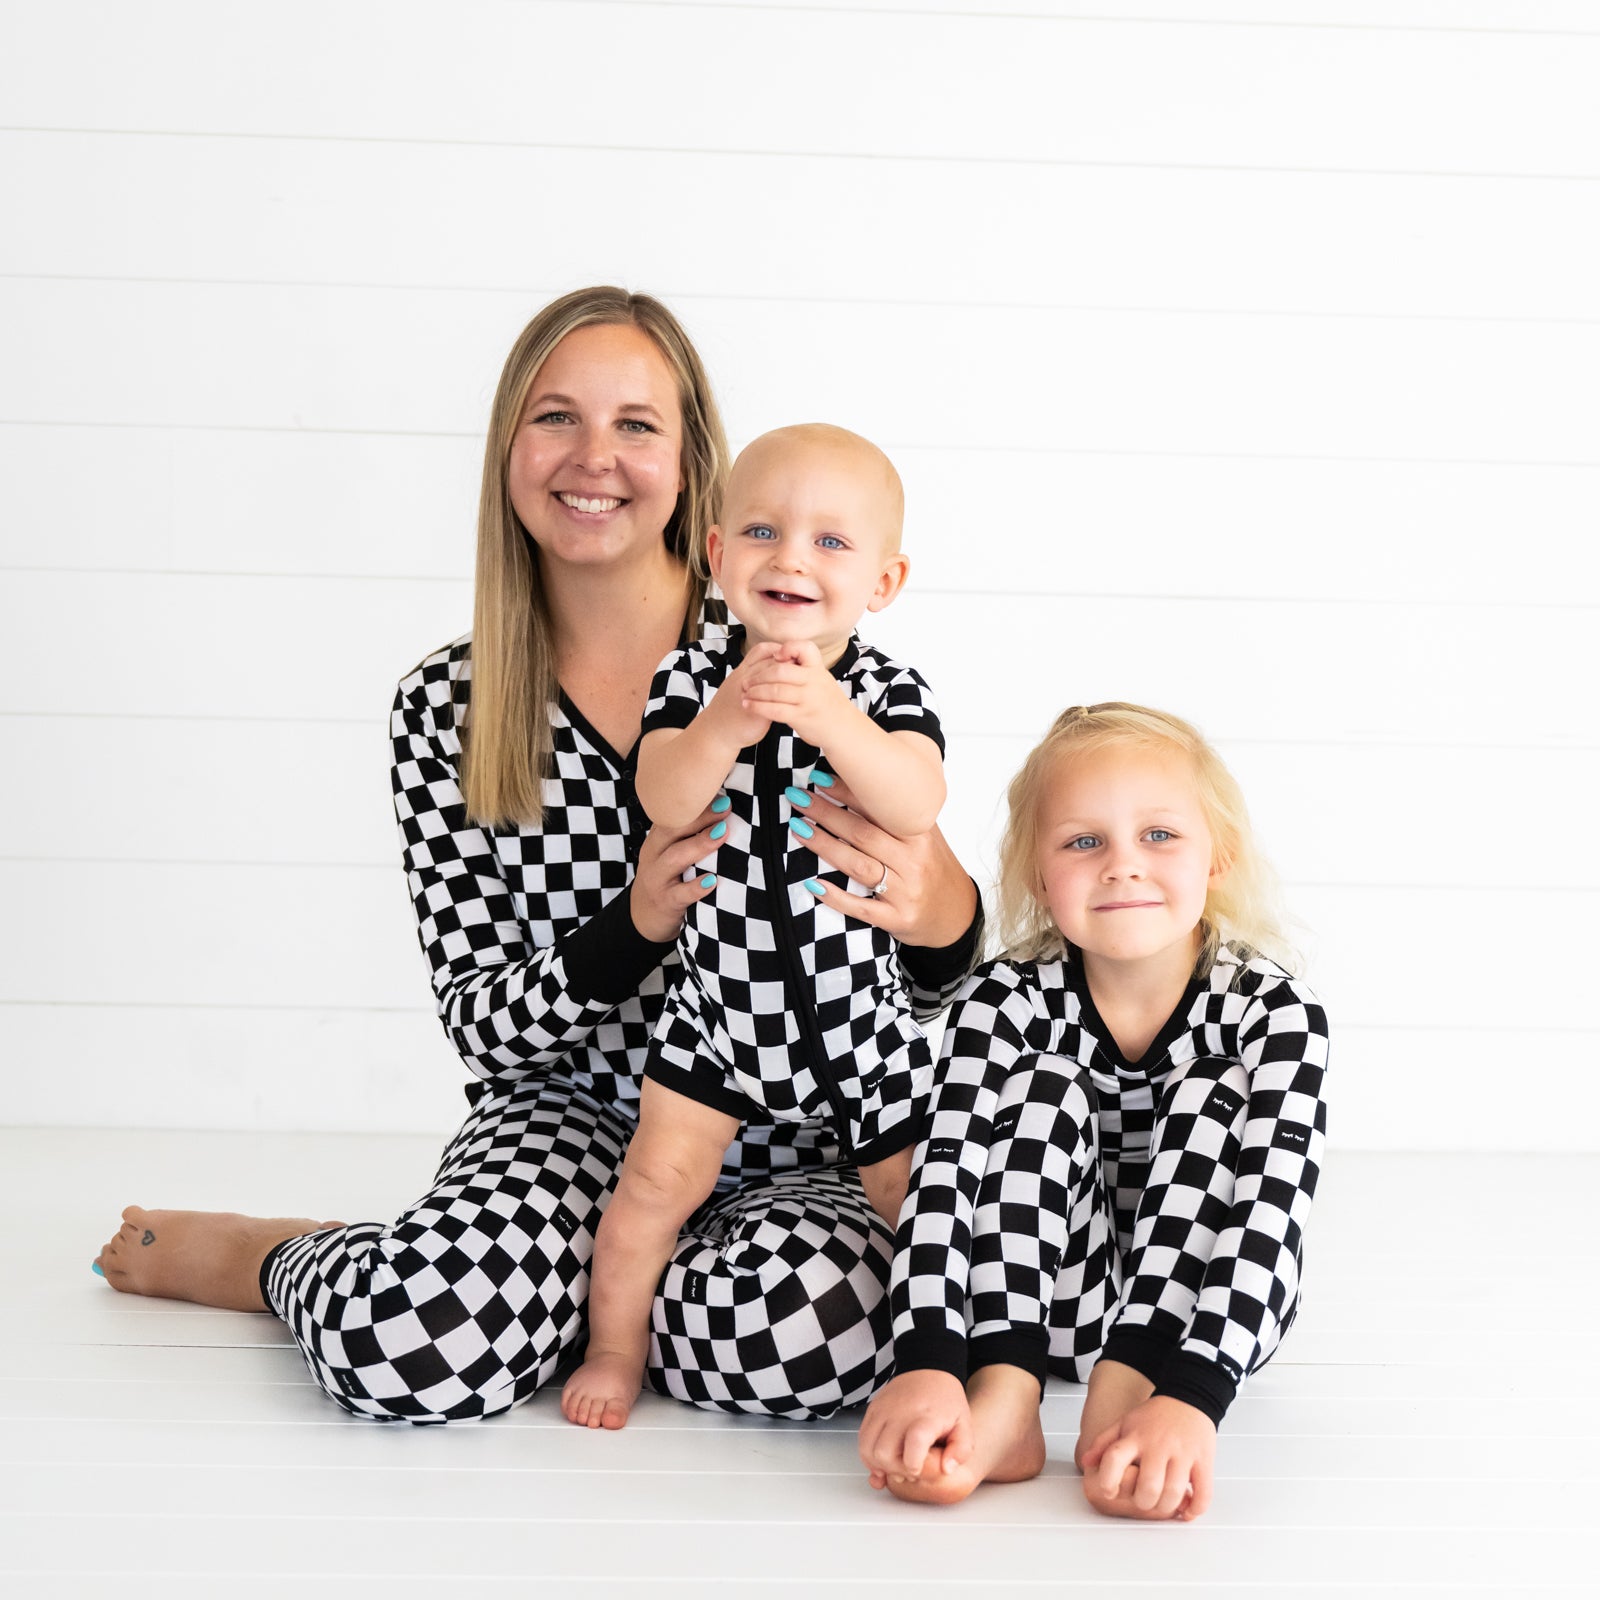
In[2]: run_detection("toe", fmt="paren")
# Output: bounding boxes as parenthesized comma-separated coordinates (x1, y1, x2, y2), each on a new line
(601, 1399, 629, 1430)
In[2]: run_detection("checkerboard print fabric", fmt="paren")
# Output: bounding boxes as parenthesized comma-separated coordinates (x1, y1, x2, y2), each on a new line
(262, 624, 976, 1422)
(639, 629, 943, 1162)
(890, 945, 1329, 1420)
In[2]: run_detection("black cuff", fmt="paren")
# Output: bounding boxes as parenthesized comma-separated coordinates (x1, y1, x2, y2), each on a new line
(1100, 1322, 1182, 1387)
(900, 887, 984, 989)
(1151, 1351, 1238, 1429)
(561, 887, 677, 1006)
(969, 1326, 1049, 1393)
(892, 1329, 968, 1383)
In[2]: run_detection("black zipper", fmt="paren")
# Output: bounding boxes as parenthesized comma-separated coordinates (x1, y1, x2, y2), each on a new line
(755, 725, 855, 1156)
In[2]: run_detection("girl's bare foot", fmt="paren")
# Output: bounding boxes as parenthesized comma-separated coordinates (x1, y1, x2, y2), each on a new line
(1074, 1359, 1156, 1470)
(94, 1206, 338, 1312)
(561, 1349, 643, 1430)
(880, 1364, 1046, 1505)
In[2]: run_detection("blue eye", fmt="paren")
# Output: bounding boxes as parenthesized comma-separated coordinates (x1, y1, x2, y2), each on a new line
(532, 409, 573, 425)
(620, 418, 656, 434)
(1066, 835, 1100, 851)
(817, 535, 845, 551)
(1145, 829, 1173, 843)
(744, 524, 776, 540)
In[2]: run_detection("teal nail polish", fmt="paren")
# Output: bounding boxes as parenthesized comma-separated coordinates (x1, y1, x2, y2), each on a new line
(91, 1261, 105, 1277)
(700, 874, 717, 888)
(785, 786, 812, 808)
(789, 817, 814, 839)
(803, 879, 825, 897)
(710, 820, 727, 840)
(807, 770, 834, 788)
(711, 795, 732, 814)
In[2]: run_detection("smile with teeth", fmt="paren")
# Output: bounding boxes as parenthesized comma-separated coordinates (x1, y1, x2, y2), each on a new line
(761, 590, 816, 605)
(557, 492, 623, 513)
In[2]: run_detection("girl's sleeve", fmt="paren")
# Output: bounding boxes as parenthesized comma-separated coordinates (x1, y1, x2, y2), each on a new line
(889, 964, 1040, 1380)
(391, 662, 674, 1084)
(1109, 973, 1330, 1425)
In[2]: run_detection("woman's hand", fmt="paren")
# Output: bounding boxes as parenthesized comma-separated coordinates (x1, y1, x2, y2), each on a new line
(794, 776, 976, 950)
(627, 808, 724, 944)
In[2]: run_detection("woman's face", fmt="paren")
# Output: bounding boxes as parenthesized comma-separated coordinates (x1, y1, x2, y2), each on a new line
(508, 322, 685, 575)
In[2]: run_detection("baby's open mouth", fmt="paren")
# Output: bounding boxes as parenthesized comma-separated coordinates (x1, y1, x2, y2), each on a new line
(761, 590, 816, 605)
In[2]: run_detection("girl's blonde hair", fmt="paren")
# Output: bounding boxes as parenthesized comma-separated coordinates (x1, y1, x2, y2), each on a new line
(463, 287, 730, 827)
(995, 702, 1293, 977)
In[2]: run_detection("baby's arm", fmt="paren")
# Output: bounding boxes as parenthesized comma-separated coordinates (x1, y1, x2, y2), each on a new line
(741, 643, 945, 836)
(636, 645, 779, 829)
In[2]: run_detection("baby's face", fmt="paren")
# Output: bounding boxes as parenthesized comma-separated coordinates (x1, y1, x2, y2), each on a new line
(708, 435, 908, 664)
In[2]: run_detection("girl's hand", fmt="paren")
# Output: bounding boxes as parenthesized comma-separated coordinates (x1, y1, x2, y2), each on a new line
(1078, 1396, 1216, 1522)
(627, 809, 724, 944)
(739, 640, 848, 747)
(858, 1369, 973, 1487)
(794, 775, 977, 950)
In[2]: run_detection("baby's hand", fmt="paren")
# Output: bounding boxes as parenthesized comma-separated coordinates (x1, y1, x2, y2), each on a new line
(1079, 1396, 1216, 1522)
(739, 640, 848, 746)
(858, 1369, 972, 1488)
(709, 642, 782, 746)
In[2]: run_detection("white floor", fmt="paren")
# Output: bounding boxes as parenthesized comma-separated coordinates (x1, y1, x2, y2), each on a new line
(2, 1129, 1594, 1598)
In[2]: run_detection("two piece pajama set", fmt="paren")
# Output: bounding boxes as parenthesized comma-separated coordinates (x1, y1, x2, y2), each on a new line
(262, 615, 1329, 1429)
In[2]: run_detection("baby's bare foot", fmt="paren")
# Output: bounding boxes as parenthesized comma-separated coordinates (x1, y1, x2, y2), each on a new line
(883, 1364, 1046, 1505)
(561, 1350, 643, 1430)
(95, 1206, 337, 1312)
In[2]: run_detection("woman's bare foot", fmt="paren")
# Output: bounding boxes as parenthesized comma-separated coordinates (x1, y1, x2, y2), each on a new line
(1074, 1359, 1156, 1470)
(94, 1206, 337, 1312)
(561, 1349, 643, 1430)
(880, 1364, 1046, 1505)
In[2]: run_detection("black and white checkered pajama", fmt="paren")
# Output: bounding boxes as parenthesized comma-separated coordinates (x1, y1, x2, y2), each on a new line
(260, 629, 976, 1423)
(640, 628, 945, 1166)
(890, 946, 1329, 1423)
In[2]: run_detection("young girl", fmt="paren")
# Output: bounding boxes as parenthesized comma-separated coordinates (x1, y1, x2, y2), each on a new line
(858, 703, 1329, 1520)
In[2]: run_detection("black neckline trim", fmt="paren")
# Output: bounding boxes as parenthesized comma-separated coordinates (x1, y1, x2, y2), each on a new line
(723, 624, 861, 681)
(557, 691, 636, 775)
(1065, 944, 1203, 1074)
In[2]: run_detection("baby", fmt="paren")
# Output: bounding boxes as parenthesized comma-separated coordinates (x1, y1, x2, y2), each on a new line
(562, 423, 946, 1428)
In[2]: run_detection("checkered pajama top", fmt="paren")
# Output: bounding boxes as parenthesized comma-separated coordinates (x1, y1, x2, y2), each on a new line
(389, 629, 974, 1190)
(896, 945, 1329, 1415)
(638, 629, 946, 1166)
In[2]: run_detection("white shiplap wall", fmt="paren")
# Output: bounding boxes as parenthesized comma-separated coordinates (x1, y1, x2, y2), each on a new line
(2, 0, 1596, 1147)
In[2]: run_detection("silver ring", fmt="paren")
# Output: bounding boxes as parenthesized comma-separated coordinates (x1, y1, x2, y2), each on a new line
(870, 866, 890, 898)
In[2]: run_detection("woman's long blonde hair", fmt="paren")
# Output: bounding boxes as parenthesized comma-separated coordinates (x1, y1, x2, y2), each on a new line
(995, 702, 1293, 977)
(463, 287, 729, 827)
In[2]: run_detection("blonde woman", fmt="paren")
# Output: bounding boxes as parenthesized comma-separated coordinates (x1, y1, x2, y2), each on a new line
(94, 287, 980, 1422)
(858, 703, 1330, 1518)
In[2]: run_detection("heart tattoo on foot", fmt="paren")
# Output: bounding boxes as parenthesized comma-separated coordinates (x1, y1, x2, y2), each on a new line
(141, 1229, 156, 1246)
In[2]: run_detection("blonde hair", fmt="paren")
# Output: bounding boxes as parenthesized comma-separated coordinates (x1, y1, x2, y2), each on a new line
(463, 287, 730, 827)
(995, 702, 1293, 977)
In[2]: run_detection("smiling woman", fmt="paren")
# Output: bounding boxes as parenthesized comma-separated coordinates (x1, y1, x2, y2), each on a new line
(93, 286, 983, 1427)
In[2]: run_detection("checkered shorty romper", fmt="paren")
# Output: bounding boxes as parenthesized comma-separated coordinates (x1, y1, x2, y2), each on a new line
(890, 945, 1330, 1425)
(259, 628, 977, 1423)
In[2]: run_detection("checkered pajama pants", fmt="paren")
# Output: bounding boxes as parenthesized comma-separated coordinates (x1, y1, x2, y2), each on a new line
(918, 1051, 1291, 1384)
(262, 1076, 895, 1423)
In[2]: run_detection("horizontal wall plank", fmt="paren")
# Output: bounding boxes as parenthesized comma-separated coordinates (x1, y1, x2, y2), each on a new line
(7, 132, 1599, 324)
(15, 714, 1599, 894)
(4, 1003, 466, 1135)
(3, 3, 1595, 176)
(6, 422, 1595, 608)
(4, 1000, 1592, 1148)
(6, 577, 1593, 749)
(0, 862, 1590, 1028)
(6, 281, 1598, 463)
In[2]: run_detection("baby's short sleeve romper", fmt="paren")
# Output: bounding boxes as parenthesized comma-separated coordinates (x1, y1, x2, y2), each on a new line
(640, 627, 943, 1168)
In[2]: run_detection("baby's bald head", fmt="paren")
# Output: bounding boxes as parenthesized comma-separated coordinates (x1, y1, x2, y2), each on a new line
(726, 424, 905, 551)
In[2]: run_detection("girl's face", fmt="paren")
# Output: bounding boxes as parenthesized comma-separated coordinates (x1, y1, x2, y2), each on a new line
(507, 322, 685, 576)
(1036, 744, 1219, 974)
